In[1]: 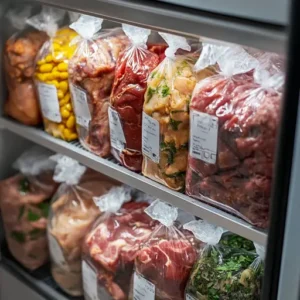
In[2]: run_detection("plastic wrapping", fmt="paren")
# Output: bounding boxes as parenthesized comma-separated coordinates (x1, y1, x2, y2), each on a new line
(69, 16, 129, 157)
(131, 200, 197, 300)
(82, 186, 157, 300)
(186, 44, 283, 228)
(184, 220, 264, 299)
(110, 24, 166, 171)
(142, 33, 197, 191)
(47, 155, 118, 296)
(30, 7, 78, 141)
(0, 146, 57, 270)
(4, 7, 48, 125)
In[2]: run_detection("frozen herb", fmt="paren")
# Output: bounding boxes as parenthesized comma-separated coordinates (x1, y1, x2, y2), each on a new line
(27, 209, 41, 222)
(161, 141, 177, 165)
(36, 202, 50, 218)
(146, 87, 156, 103)
(170, 118, 182, 131)
(161, 85, 170, 97)
(11, 231, 26, 243)
(19, 178, 30, 195)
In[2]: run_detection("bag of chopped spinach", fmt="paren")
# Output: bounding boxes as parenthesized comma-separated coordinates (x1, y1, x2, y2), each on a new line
(0, 146, 58, 270)
(184, 220, 264, 300)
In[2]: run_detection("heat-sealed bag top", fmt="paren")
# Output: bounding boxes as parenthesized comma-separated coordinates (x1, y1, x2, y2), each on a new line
(29, 7, 79, 141)
(0, 146, 57, 270)
(142, 33, 197, 191)
(48, 155, 119, 296)
(184, 220, 264, 299)
(4, 7, 48, 125)
(132, 200, 197, 300)
(82, 185, 157, 300)
(69, 15, 129, 157)
(110, 24, 166, 171)
(186, 44, 284, 228)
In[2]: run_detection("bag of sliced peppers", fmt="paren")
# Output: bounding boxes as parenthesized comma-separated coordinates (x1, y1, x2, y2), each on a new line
(142, 33, 197, 191)
(184, 220, 264, 300)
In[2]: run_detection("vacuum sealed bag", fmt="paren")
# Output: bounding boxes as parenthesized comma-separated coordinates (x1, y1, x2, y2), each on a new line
(184, 220, 264, 299)
(132, 200, 197, 300)
(4, 7, 48, 125)
(186, 44, 283, 228)
(69, 15, 129, 157)
(0, 146, 57, 270)
(142, 33, 197, 191)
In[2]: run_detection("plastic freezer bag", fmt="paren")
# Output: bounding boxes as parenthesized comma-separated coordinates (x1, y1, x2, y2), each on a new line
(0, 146, 57, 270)
(69, 15, 129, 157)
(142, 33, 197, 191)
(186, 44, 283, 228)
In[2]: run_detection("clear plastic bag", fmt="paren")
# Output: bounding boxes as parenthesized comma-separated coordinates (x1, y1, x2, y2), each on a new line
(142, 33, 197, 191)
(82, 185, 157, 300)
(68, 15, 129, 157)
(186, 44, 284, 228)
(0, 146, 57, 270)
(4, 7, 48, 125)
(131, 200, 197, 300)
(110, 24, 166, 171)
(30, 7, 79, 141)
(47, 155, 119, 296)
(184, 220, 264, 299)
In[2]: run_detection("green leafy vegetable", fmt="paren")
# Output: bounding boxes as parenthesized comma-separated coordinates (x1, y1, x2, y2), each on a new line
(163, 171, 185, 178)
(169, 118, 182, 131)
(18, 206, 25, 221)
(151, 71, 158, 79)
(161, 141, 177, 165)
(19, 178, 30, 195)
(11, 231, 26, 243)
(27, 210, 41, 222)
(146, 87, 156, 103)
(161, 85, 170, 97)
(36, 202, 50, 218)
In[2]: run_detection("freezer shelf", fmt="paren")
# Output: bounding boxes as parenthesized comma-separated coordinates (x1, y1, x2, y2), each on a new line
(0, 117, 267, 245)
(12, 0, 286, 53)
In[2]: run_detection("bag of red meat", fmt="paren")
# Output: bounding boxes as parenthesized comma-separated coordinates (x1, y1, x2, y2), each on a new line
(0, 146, 58, 270)
(82, 185, 157, 300)
(130, 200, 198, 300)
(186, 44, 284, 228)
(109, 24, 166, 172)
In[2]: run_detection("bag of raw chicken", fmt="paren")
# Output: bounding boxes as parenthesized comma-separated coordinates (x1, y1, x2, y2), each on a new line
(131, 200, 197, 300)
(0, 146, 57, 270)
(142, 33, 197, 191)
(82, 185, 157, 300)
(184, 220, 264, 299)
(68, 15, 129, 157)
(110, 24, 166, 172)
(47, 155, 119, 296)
(4, 6, 48, 125)
(186, 44, 284, 228)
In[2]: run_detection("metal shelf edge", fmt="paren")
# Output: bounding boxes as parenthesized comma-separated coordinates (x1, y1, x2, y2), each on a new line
(0, 117, 267, 245)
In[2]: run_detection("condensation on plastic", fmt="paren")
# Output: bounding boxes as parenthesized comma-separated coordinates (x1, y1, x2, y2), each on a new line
(142, 33, 197, 191)
(7, 6, 32, 31)
(48, 168, 118, 296)
(186, 44, 284, 228)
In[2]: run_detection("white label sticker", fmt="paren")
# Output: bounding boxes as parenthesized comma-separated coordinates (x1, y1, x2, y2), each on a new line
(133, 272, 155, 300)
(186, 294, 197, 300)
(70, 83, 91, 128)
(142, 112, 160, 163)
(108, 107, 126, 151)
(48, 233, 65, 266)
(37, 82, 61, 122)
(82, 261, 98, 300)
(190, 110, 218, 164)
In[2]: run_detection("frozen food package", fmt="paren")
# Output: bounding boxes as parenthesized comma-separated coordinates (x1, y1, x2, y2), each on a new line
(4, 7, 48, 125)
(69, 15, 129, 157)
(0, 146, 57, 270)
(29, 7, 79, 141)
(142, 33, 197, 191)
(47, 155, 118, 296)
(185, 44, 284, 228)
(110, 24, 166, 171)
(131, 200, 197, 300)
(82, 185, 157, 300)
(184, 220, 264, 299)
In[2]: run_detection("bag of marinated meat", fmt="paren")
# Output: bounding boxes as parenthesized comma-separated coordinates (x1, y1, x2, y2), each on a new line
(0, 146, 57, 270)
(82, 185, 157, 300)
(131, 200, 197, 300)
(185, 43, 284, 228)
(69, 15, 129, 157)
(184, 220, 264, 299)
(28, 7, 79, 141)
(109, 24, 166, 172)
(142, 33, 197, 191)
(4, 7, 48, 125)
(47, 155, 119, 296)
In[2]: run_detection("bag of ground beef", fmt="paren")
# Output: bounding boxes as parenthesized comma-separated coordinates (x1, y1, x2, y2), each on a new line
(0, 146, 57, 270)
(186, 44, 283, 228)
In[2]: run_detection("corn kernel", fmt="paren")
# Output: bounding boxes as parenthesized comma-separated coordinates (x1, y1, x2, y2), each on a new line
(45, 54, 53, 63)
(61, 108, 70, 119)
(36, 73, 46, 81)
(37, 59, 46, 66)
(66, 115, 75, 129)
(59, 81, 68, 93)
(57, 89, 65, 100)
(45, 73, 54, 81)
(39, 63, 54, 73)
(59, 72, 69, 80)
(57, 62, 68, 72)
(52, 80, 60, 89)
(64, 103, 72, 111)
